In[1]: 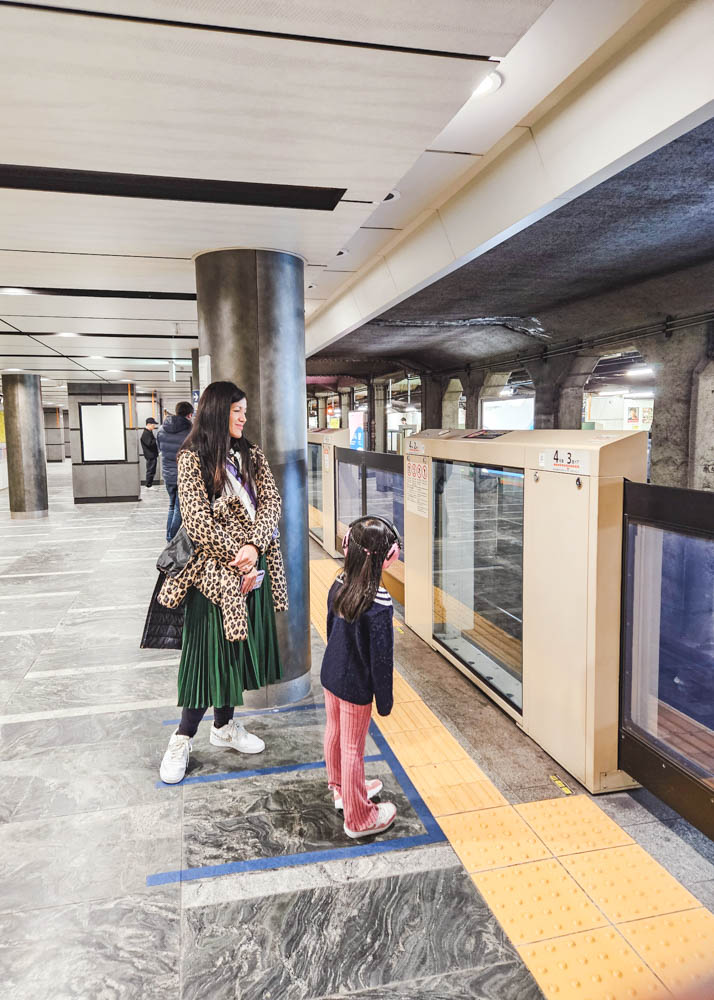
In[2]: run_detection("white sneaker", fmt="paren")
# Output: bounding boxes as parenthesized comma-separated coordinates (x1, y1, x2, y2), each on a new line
(160, 732, 191, 784)
(344, 801, 397, 839)
(210, 719, 265, 755)
(333, 778, 383, 811)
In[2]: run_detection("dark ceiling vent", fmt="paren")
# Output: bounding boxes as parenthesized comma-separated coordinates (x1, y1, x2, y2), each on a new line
(0, 164, 346, 211)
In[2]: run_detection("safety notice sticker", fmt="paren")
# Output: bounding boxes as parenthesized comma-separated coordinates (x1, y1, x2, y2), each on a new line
(406, 457, 429, 518)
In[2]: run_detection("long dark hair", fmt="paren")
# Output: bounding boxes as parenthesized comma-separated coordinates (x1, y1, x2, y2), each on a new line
(333, 518, 395, 623)
(180, 380, 256, 499)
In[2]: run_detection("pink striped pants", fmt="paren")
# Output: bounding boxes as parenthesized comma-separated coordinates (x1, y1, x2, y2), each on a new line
(323, 689, 378, 832)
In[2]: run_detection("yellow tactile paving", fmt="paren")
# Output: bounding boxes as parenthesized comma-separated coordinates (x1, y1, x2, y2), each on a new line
(438, 806, 551, 873)
(619, 908, 714, 994)
(387, 725, 469, 767)
(407, 757, 490, 789)
(373, 699, 441, 734)
(561, 845, 701, 924)
(473, 859, 608, 945)
(392, 671, 420, 703)
(518, 927, 667, 1000)
(516, 796, 634, 856)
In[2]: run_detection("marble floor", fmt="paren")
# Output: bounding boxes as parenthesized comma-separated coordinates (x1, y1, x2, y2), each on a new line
(0, 463, 713, 999)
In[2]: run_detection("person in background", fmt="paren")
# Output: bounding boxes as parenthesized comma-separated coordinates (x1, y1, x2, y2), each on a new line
(321, 515, 400, 838)
(140, 417, 159, 488)
(157, 401, 194, 541)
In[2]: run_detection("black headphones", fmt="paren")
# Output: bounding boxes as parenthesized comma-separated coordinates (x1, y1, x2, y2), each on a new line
(342, 514, 402, 568)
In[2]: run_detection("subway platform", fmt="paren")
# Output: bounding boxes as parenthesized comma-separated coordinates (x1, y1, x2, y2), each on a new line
(1, 462, 713, 1000)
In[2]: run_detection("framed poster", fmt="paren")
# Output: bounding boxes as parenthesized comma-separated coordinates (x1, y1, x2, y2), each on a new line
(79, 403, 127, 463)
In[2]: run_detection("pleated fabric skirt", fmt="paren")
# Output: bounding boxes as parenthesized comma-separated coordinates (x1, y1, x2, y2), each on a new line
(177, 556, 283, 708)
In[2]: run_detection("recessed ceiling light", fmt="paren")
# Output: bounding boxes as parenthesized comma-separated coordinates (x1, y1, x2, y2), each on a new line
(471, 70, 503, 99)
(627, 367, 654, 377)
(383, 190, 401, 203)
(0, 287, 31, 295)
(105, 369, 121, 373)
(56, 332, 80, 337)
(89, 356, 105, 360)
(4, 367, 23, 372)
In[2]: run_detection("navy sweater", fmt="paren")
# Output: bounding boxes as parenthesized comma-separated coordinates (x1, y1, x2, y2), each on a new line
(320, 576, 394, 716)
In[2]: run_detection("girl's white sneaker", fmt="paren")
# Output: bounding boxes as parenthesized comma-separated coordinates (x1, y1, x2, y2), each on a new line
(333, 778, 383, 811)
(344, 801, 397, 839)
(160, 732, 192, 784)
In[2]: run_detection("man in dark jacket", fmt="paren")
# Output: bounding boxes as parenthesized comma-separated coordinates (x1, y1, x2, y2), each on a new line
(140, 418, 159, 489)
(157, 401, 193, 540)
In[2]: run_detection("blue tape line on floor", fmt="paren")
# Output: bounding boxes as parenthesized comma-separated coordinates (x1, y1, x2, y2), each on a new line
(156, 753, 384, 789)
(162, 701, 325, 726)
(147, 832, 445, 885)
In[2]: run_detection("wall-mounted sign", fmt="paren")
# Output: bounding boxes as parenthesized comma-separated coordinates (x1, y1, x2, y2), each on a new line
(79, 403, 126, 463)
(349, 411, 365, 451)
(406, 437, 425, 455)
(406, 456, 429, 518)
(538, 448, 591, 476)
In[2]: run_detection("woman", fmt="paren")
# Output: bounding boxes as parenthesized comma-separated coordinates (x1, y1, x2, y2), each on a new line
(157, 381, 288, 784)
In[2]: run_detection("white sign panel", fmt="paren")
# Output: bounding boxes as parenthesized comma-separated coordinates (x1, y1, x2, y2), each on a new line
(538, 448, 591, 476)
(406, 437, 425, 455)
(80, 404, 126, 462)
(406, 456, 429, 518)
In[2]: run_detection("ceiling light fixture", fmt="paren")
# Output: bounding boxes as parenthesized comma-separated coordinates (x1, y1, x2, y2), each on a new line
(471, 70, 503, 99)
(56, 332, 79, 337)
(4, 367, 23, 372)
(626, 367, 654, 377)
(89, 356, 105, 360)
(0, 287, 31, 295)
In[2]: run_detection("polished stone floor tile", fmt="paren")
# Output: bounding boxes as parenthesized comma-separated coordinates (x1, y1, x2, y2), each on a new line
(48, 605, 150, 650)
(0, 887, 180, 1000)
(4, 663, 178, 713)
(0, 705, 174, 759)
(0, 800, 181, 912)
(25, 644, 177, 674)
(181, 869, 542, 1000)
(0, 592, 77, 632)
(182, 764, 423, 868)
(0, 735, 172, 823)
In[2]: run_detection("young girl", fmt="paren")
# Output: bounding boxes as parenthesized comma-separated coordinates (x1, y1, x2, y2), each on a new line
(321, 515, 401, 838)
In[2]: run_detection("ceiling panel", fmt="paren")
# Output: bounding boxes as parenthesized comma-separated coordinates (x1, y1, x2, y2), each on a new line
(0, 291, 198, 321)
(9, 317, 198, 336)
(1, 6, 485, 197)
(22, 0, 552, 57)
(0, 192, 370, 263)
(32, 336, 197, 356)
(0, 250, 194, 294)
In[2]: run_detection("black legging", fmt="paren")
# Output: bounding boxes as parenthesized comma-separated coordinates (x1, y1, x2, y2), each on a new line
(177, 705, 234, 738)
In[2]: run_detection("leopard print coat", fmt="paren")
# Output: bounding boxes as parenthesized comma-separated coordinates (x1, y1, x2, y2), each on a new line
(157, 446, 288, 641)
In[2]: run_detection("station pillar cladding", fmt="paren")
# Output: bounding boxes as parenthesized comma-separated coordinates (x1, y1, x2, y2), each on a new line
(1, 373, 49, 519)
(194, 248, 310, 706)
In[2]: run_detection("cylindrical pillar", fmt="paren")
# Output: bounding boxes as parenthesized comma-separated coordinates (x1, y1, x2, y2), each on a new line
(195, 248, 310, 706)
(316, 393, 328, 429)
(1, 373, 49, 519)
(339, 389, 352, 429)
(373, 380, 388, 452)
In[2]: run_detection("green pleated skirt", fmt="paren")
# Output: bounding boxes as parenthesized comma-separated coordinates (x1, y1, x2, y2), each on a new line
(177, 556, 283, 708)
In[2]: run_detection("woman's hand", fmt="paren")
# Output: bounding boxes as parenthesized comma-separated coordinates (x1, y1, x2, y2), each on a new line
(240, 566, 259, 594)
(229, 544, 259, 573)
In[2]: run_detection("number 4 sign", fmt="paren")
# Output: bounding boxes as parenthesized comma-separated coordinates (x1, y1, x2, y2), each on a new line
(538, 449, 591, 475)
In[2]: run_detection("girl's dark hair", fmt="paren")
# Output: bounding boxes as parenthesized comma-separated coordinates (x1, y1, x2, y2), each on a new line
(179, 380, 256, 498)
(333, 518, 396, 623)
